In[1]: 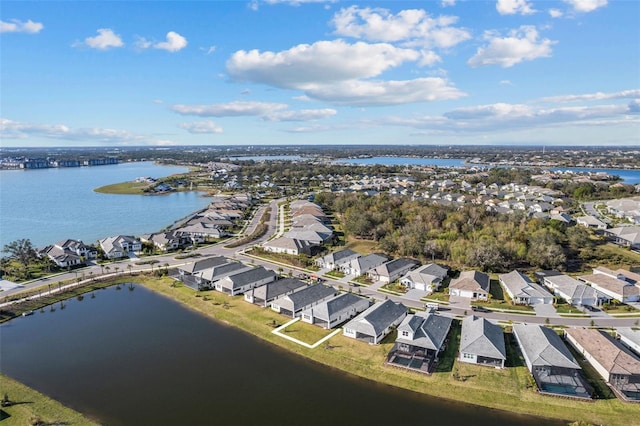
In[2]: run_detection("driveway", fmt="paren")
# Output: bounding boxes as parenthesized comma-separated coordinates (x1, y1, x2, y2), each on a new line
(405, 288, 429, 301)
(448, 295, 471, 309)
(533, 303, 559, 318)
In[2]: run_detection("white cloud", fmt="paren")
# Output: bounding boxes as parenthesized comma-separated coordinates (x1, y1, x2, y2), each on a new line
(496, 0, 536, 15)
(227, 39, 419, 89)
(563, 0, 607, 13)
(331, 6, 471, 48)
(500, 80, 513, 86)
(134, 36, 152, 50)
(303, 77, 466, 106)
(264, 108, 337, 121)
(375, 100, 637, 135)
(540, 89, 640, 103)
(549, 8, 563, 18)
(76, 28, 124, 50)
(468, 26, 555, 68)
(0, 19, 44, 34)
(419, 50, 442, 66)
(171, 101, 288, 117)
(202, 45, 216, 55)
(0, 118, 145, 144)
(178, 120, 224, 134)
(441, 0, 456, 7)
(154, 31, 188, 52)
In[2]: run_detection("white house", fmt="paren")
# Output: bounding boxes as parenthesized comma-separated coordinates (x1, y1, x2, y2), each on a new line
(99, 235, 142, 259)
(338, 253, 388, 277)
(301, 293, 371, 329)
(271, 284, 337, 318)
(343, 300, 407, 344)
(367, 258, 418, 283)
(576, 215, 607, 230)
(399, 263, 448, 293)
(578, 273, 640, 303)
(262, 237, 313, 256)
(449, 270, 490, 300)
(315, 249, 360, 270)
(214, 266, 276, 296)
(617, 328, 640, 357)
(38, 239, 97, 268)
(541, 274, 599, 307)
(498, 270, 554, 305)
(459, 316, 506, 368)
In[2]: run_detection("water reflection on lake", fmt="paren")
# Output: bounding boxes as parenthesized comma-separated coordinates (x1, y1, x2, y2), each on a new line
(0, 285, 564, 426)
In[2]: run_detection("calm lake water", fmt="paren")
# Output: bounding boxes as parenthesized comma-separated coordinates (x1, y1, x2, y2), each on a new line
(340, 157, 640, 184)
(0, 285, 563, 426)
(0, 162, 211, 248)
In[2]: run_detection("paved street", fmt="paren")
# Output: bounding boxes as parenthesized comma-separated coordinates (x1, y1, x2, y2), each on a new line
(3, 197, 640, 329)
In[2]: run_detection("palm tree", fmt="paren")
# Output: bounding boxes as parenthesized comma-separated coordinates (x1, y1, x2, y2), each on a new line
(127, 264, 133, 276)
(105, 265, 111, 275)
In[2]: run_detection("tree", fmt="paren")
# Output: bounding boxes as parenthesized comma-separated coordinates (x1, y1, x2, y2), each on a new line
(3, 239, 37, 276)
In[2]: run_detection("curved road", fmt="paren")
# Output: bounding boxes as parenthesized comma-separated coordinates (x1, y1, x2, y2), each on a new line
(3, 198, 640, 328)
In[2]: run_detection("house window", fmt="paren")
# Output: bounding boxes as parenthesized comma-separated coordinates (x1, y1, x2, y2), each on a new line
(401, 331, 409, 337)
(463, 353, 474, 359)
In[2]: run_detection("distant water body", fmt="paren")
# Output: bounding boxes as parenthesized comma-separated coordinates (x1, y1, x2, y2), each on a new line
(0, 162, 211, 248)
(340, 156, 640, 184)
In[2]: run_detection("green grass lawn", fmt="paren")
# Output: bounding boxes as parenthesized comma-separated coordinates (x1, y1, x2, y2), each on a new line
(344, 237, 378, 254)
(94, 180, 150, 194)
(0, 374, 98, 425)
(555, 303, 584, 314)
(139, 276, 640, 426)
(279, 320, 335, 345)
(325, 270, 345, 279)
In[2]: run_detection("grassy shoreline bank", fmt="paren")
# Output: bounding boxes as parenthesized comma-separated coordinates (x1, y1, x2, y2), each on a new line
(4, 275, 640, 425)
(137, 276, 639, 426)
(0, 374, 98, 425)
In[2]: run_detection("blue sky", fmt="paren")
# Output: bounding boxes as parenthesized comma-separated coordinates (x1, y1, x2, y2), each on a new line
(1, 0, 638, 147)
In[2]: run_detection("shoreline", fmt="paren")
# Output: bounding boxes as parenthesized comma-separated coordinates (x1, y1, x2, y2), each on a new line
(4, 275, 640, 425)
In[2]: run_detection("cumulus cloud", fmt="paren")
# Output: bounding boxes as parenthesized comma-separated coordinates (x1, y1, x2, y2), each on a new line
(563, 0, 607, 13)
(227, 39, 419, 89)
(541, 90, 640, 103)
(264, 108, 337, 121)
(0, 118, 145, 144)
(171, 101, 289, 117)
(303, 78, 466, 106)
(75, 28, 124, 50)
(549, 8, 563, 18)
(0, 19, 44, 34)
(375, 100, 637, 135)
(468, 26, 555, 68)
(178, 120, 223, 134)
(171, 101, 337, 123)
(496, 0, 536, 15)
(154, 31, 188, 52)
(331, 6, 471, 48)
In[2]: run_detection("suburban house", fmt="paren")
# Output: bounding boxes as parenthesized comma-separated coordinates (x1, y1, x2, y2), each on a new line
(315, 249, 360, 270)
(176, 222, 225, 242)
(343, 299, 408, 345)
(592, 266, 640, 286)
(604, 226, 640, 250)
(196, 261, 252, 290)
(140, 231, 185, 252)
(367, 258, 419, 283)
(617, 328, 640, 357)
(244, 278, 307, 307)
(540, 273, 600, 307)
(498, 270, 554, 305)
(178, 256, 228, 279)
(565, 328, 640, 401)
(386, 312, 452, 373)
(399, 263, 448, 293)
(459, 316, 506, 368)
(99, 235, 142, 259)
(576, 215, 607, 230)
(283, 230, 329, 245)
(214, 266, 276, 296)
(338, 253, 388, 277)
(38, 239, 97, 268)
(578, 273, 640, 303)
(301, 293, 371, 329)
(262, 237, 313, 256)
(449, 270, 490, 300)
(512, 324, 592, 399)
(270, 284, 337, 318)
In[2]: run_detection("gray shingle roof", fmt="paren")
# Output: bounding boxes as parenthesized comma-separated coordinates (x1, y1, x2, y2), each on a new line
(283, 284, 337, 310)
(396, 312, 452, 351)
(179, 256, 228, 274)
(303, 293, 370, 322)
(499, 270, 553, 300)
(460, 316, 506, 360)
(345, 299, 407, 336)
(252, 278, 307, 301)
(219, 267, 275, 290)
(374, 258, 418, 277)
(513, 324, 579, 369)
(323, 249, 359, 264)
(450, 270, 490, 292)
(353, 253, 388, 272)
(199, 262, 251, 282)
